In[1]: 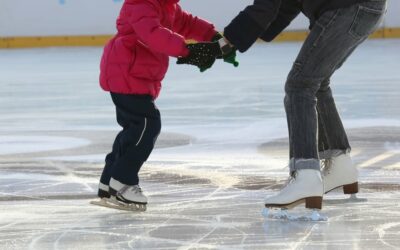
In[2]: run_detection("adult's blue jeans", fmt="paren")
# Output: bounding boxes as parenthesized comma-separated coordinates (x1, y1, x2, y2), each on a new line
(285, 0, 387, 174)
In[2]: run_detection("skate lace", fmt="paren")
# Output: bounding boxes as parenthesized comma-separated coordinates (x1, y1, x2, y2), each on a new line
(283, 171, 298, 189)
(118, 185, 143, 196)
(321, 159, 333, 175)
(129, 185, 143, 194)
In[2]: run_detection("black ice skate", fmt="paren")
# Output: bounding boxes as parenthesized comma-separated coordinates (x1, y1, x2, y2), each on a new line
(97, 182, 110, 199)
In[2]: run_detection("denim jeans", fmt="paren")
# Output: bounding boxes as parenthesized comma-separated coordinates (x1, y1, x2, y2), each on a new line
(285, 0, 387, 174)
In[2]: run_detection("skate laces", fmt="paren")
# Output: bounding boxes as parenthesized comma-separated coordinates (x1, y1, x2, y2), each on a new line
(321, 158, 333, 175)
(283, 171, 298, 188)
(129, 185, 143, 194)
(118, 185, 143, 196)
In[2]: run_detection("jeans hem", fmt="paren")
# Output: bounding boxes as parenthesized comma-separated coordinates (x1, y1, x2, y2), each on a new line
(318, 148, 350, 159)
(289, 158, 320, 175)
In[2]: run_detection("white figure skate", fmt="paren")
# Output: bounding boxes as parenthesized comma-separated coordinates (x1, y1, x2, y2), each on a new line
(263, 169, 326, 221)
(91, 178, 148, 211)
(322, 154, 363, 202)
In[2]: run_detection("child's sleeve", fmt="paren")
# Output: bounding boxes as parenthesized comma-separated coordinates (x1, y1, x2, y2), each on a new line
(128, 2, 189, 57)
(172, 5, 217, 42)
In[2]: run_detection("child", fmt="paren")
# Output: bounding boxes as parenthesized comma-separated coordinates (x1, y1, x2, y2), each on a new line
(96, 0, 220, 211)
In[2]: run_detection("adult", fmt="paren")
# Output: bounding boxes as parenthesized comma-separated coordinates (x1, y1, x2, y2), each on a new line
(179, 0, 387, 210)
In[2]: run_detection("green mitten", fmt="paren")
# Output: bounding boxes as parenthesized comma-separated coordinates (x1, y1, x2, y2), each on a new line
(212, 32, 239, 67)
(223, 50, 239, 67)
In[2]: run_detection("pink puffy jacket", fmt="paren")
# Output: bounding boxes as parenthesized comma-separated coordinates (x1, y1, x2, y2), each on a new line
(100, 0, 216, 98)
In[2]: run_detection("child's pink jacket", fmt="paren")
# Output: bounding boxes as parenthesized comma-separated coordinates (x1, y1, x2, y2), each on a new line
(100, 0, 216, 98)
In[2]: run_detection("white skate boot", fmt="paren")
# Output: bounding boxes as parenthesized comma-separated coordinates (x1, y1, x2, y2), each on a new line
(322, 154, 358, 196)
(263, 169, 326, 221)
(91, 178, 148, 211)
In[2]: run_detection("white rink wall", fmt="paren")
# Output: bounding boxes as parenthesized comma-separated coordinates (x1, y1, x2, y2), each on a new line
(0, 0, 399, 37)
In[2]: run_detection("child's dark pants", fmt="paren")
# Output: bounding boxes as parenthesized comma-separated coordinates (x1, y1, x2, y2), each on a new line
(100, 93, 161, 186)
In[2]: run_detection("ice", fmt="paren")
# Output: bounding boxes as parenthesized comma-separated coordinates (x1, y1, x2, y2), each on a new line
(0, 135, 89, 155)
(90, 198, 147, 212)
(262, 208, 328, 222)
(1, 40, 400, 249)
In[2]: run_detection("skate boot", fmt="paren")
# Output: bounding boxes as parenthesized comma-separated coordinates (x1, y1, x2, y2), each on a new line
(91, 178, 148, 211)
(108, 178, 148, 211)
(263, 169, 326, 221)
(322, 154, 358, 196)
(98, 182, 110, 199)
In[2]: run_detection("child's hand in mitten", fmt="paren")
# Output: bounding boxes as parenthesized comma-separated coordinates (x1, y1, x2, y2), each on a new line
(177, 38, 239, 72)
(177, 42, 220, 72)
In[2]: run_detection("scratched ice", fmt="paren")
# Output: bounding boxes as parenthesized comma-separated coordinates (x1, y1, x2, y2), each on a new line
(1, 40, 400, 249)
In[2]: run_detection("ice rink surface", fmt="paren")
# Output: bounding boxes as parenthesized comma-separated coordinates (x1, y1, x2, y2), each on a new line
(1, 39, 400, 249)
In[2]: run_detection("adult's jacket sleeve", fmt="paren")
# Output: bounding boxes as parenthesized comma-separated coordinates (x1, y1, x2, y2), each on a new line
(224, 0, 281, 52)
(259, 0, 301, 42)
(173, 5, 217, 42)
(128, 2, 189, 57)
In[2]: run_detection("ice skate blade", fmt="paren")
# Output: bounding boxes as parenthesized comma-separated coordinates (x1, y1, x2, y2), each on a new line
(323, 194, 367, 204)
(262, 208, 327, 222)
(90, 198, 147, 212)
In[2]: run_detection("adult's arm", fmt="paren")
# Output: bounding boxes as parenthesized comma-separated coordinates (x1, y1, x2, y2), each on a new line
(223, 0, 281, 52)
(259, 0, 302, 42)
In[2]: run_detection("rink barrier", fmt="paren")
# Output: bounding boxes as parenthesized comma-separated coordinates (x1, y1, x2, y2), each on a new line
(0, 35, 112, 49)
(1, 28, 399, 48)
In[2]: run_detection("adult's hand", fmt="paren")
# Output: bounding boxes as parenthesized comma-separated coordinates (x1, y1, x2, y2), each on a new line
(212, 33, 239, 67)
